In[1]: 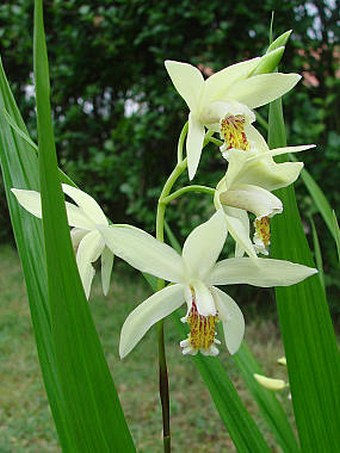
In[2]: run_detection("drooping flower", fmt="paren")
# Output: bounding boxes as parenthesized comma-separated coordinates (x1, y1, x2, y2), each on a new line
(254, 356, 290, 397)
(101, 210, 317, 358)
(254, 374, 288, 391)
(11, 184, 113, 299)
(215, 127, 315, 256)
(165, 56, 301, 179)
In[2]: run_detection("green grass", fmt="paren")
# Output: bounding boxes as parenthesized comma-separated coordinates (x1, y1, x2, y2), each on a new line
(1, 245, 294, 452)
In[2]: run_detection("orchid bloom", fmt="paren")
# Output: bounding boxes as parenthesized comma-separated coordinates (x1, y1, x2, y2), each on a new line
(215, 127, 315, 256)
(165, 57, 301, 180)
(101, 210, 317, 358)
(254, 374, 288, 391)
(254, 356, 289, 395)
(11, 184, 113, 299)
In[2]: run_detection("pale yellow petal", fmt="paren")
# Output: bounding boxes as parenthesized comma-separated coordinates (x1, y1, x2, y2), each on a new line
(119, 284, 184, 358)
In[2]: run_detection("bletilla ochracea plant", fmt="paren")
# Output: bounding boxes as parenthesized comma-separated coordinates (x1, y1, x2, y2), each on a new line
(12, 52, 316, 359)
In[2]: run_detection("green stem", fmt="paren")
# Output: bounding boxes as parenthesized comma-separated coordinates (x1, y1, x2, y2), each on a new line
(156, 126, 188, 452)
(208, 136, 223, 147)
(177, 121, 188, 163)
(162, 185, 215, 205)
(157, 320, 171, 453)
(155, 125, 214, 452)
(156, 158, 187, 241)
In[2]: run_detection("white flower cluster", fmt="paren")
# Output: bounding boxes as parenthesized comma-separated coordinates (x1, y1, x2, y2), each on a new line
(12, 50, 317, 359)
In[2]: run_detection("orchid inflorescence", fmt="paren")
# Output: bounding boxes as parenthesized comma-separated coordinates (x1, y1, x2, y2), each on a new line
(12, 47, 317, 359)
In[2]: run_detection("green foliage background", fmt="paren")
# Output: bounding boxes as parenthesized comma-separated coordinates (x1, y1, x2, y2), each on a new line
(0, 0, 339, 305)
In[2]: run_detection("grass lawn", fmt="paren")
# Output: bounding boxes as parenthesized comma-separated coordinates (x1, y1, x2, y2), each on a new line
(1, 244, 295, 452)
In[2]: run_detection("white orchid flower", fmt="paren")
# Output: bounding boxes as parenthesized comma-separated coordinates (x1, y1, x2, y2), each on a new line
(254, 355, 290, 397)
(165, 57, 301, 180)
(101, 210, 317, 358)
(215, 127, 315, 256)
(11, 184, 113, 299)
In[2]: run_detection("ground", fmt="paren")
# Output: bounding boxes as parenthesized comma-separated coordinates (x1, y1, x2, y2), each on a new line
(0, 245, 294, 452)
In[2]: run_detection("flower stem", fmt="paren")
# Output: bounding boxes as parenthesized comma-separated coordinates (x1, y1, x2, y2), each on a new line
(155, 124, 188, 453)
(156, 162, 187, 452)
(157, 320, 171, 453)
(177, 121, 188, 163)
(155, 124, 212, 452)
(162, 185, 215, 205)
(156, 159, 187, 240)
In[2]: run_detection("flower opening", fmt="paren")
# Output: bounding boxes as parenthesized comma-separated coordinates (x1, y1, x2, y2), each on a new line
(180, 301, 220, 356)
(220, 114, 250, 152)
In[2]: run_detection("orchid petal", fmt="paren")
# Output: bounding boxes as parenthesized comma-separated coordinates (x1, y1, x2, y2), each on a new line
(11, 188, 94, 230)
(211, 286, 245, 355)
(204, 57, 261, 103)
(203, 100, 255, 131)
(229, 153, 304, 192)
(164, 60, 204, 112)
(223, 207, 257, 258)
(62, 184, 108, 225)
(183, 210, 227, 280)
(187, 112, 205, 180)
(65, 204, 96, 229)
(254, 374, 287, 391)
(220, 183, 283, 218)
(76, 230, 104, 299)
(210, 257, 317, 287)
(192, 281, 216, 316)
(214, 182, 255, 257)
(119, 284, 184, 358)
(247, 126, 316, 158)
(11, 188, 43, 218)
(100, 225, 184, 282)
(235, 241, 245, 258)
(231, 73, 301, 109)
(267, 144, 316, 158)
(223, 150, 248, 189)
(246, 125, 269, 154)
(71, 227, 88, 250)
(101, 246, 114, 296)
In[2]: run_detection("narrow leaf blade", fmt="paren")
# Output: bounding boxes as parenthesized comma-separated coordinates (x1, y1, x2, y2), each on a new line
(33, 1, 135, 450)
(269, 98, 340, 451)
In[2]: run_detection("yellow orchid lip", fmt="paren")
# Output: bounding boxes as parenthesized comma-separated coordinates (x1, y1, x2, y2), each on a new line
(184, 301, 219, 353)
(220, 114, 250, 152)
(253, 216, 271, 255)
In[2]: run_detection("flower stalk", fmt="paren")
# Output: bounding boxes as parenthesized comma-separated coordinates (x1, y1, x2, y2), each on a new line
(156, 125, 188, 453)
(154, 125, 216, 452)
(161, 185, 215, 205)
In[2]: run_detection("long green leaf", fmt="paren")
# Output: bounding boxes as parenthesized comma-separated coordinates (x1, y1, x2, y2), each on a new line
(2, 106, 76, 187)
(0, 13, 135, 453)
(33, 1, 135, 451)
(300, 168, 335, 240)
(310, 217, 325, 290)
(0, 55, 67, 447)
(333, 211, 340, 263)
(290, 153, 338, 244)
(269, 98, 340, 452)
